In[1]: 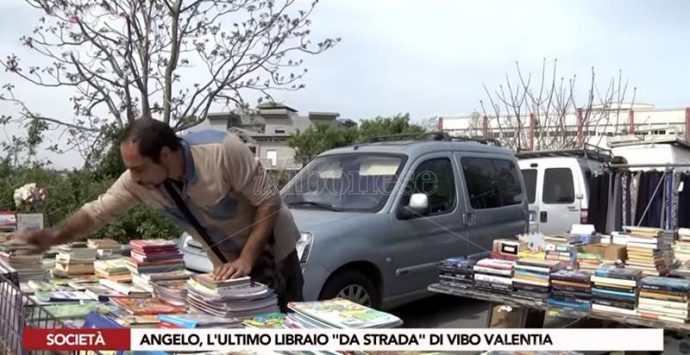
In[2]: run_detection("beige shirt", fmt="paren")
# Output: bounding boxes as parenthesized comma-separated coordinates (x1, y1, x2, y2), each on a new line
(79, 130, 299, 265)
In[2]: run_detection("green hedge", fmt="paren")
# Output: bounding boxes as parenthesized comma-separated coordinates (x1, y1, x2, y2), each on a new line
(0, 164, 296, 244)
(0, 164, 180, 243)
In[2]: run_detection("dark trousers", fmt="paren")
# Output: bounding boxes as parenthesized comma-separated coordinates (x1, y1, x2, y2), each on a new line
(250, 248, 304, 313)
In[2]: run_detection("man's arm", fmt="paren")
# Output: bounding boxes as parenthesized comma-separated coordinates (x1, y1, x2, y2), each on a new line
(215, 134, 282, 280)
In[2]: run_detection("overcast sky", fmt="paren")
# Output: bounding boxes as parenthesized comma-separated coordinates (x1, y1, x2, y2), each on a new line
(1, 0, 689, 169)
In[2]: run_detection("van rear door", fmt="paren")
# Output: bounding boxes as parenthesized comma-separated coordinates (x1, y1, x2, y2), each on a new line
(520, 166, 538, 232)
(539, 165, 581, 235)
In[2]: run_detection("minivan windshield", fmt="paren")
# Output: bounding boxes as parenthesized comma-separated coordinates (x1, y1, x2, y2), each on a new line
(282, 153, 405, 212)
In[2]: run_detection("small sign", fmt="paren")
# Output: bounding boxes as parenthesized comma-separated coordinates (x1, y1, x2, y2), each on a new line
(16, 213, 44, 231)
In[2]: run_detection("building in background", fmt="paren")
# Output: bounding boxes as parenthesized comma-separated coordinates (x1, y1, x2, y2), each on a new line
(435, 103, 690, 151)
(190, 103, 344, 170)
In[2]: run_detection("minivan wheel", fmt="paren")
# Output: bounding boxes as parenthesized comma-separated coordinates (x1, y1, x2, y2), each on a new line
(319, 270, 380, 308)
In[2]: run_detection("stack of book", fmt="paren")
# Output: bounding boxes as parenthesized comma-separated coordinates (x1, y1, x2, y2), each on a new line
(547, 269, 592, 311)
(186, 274, 279, 318)
(576, 252, 603, 273)
(512, 259, 563, 301)
(286, 298, 403, 328)
(0, 245, 46, 282)
(472, 258, 514, 294)
(545, 245, 577, 267)
(674, 229, 690, 264)
(590, 265, 641, 316)
(133, 269, 193, 293)
(623, 227, 673, 276)
(87, 238, 121, 259)
(127, 239, 185, 291)
(152, 280, 188, 306)
(98, 278, 151, 298)
(94, 258, 131, 283)
(53, 242, 97, 278)
(157, 313, 243, 329)
(637, 276, 690, 323)
(110, 297, 186, 316)
(438, 257, 475, 290)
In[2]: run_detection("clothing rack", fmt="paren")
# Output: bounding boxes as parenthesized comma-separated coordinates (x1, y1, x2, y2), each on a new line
(588, 165, 690, 233)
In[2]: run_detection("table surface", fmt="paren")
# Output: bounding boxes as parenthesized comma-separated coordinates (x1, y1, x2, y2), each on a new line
(428, 283, 690, 333)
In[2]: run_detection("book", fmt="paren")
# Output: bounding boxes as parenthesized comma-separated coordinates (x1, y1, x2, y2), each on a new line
(98, 279, 151, 297)
(242, 312, 287, 329)
(288, 298, 403, 329)
(110, 297, 185, 315)
(157, 313, 242, 328)
(42, 303, 113, 319)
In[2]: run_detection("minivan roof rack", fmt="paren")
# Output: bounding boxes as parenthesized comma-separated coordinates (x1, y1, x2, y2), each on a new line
(515, 144, 613, 161)
(367, 131, 502, 146)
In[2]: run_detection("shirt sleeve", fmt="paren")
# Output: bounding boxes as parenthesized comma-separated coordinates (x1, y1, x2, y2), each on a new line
(79, 171, 140, 229)
(222, 133, 281, 207)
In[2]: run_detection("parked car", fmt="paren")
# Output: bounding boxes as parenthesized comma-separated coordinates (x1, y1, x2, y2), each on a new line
(181, 134, 529, 310)
(516, 148, 608, 235)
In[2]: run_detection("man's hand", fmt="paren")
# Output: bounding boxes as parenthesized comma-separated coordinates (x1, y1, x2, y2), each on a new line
(8, 229, 59, 255)
(213, 256, 253, 281)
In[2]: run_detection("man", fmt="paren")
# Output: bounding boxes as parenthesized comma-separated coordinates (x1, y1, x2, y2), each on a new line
(12, 117, 303, 311)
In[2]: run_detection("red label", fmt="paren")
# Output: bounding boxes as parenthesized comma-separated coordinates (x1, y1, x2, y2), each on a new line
(23, 328, 130, 351)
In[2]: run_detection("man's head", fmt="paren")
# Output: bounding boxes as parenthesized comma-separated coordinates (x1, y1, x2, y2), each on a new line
(120, 117, 182, 187)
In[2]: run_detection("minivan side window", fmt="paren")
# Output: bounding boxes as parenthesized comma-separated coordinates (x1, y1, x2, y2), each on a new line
(543, 168, 575, 204)
(521, 169, 537, 204)
(400, 158, 456, 215)
(461, 157, 523, 209)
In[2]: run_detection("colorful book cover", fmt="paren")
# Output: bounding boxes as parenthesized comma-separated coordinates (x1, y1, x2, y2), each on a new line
(242, 312, 287, 329)
(110, 297, 185, 315)
(288, 298, 403, 329)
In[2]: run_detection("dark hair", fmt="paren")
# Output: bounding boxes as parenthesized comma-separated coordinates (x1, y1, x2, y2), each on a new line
(121, 117, 181, 163)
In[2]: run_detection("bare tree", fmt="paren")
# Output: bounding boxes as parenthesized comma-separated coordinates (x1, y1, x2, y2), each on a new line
(480, 58, 636, 151)
(0, 0, 339, 161)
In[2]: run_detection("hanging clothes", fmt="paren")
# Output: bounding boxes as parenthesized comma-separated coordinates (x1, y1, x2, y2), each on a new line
(679, 173, 690, 228)
(588, 172, 610, 233)
(630, 172, 640, 225)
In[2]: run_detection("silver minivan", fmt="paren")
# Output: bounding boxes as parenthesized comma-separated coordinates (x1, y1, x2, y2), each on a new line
(182, 136, 529, 309)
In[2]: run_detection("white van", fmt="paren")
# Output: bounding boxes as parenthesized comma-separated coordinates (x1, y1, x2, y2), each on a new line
(517, 150, 607, 235)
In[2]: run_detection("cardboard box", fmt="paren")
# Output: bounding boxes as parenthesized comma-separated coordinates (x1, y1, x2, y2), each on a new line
(603, 244, 627, 261)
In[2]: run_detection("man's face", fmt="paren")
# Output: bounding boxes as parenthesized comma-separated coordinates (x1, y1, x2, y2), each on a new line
(120, 141, 170, 188)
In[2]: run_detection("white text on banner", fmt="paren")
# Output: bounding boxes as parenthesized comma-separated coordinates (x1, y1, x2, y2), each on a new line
(130, 328, 663, 352)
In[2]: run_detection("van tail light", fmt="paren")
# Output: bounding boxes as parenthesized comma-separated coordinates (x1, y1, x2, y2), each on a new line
(580, 209, 589, 224)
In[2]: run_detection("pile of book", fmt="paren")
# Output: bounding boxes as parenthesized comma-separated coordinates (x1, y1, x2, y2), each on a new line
(152, 279, 189, 306)
(0, 244, 46, 282)
(286, 298, 403, 328)
(186, 274, 279, 318)
(87, 238, 121, 259)
(590, 265, 641, 316)
(637, 276, 690, 323)
(157, 313, 243, 329)
(576, 251, 603, 273)
(438, 257, 475, 289)
(94, 258, 131, 283)
(674, 229, 690, 264)
(512, 259, 563, 301)
(623, 226, 674, 276)
(547, 269, 592, 311)
(53, 242, 97, 278)
(110, 297, 186, 317)
(473, 258, 514, 294)
(128, 239, 185, 291)
(545, 244, 577, 267)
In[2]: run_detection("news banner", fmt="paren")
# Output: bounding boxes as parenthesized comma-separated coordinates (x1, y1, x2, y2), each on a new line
(24, 328, 663, 352)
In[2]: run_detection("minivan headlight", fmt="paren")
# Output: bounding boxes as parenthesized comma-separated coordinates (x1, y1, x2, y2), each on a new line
(296, 232, 313, 263)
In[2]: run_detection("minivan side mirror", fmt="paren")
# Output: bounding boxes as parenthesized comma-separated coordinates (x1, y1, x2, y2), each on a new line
(398, 193, 430, 220)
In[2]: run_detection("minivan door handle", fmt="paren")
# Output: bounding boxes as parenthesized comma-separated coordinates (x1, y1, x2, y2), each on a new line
(540, 211, 548, 223)
(567, 206, 578, 212)
(463, 212, 476, 226)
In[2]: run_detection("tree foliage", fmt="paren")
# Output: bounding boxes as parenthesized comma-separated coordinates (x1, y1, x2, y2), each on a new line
(1, 0, 339, 163)
(287, 113, 427, 165)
